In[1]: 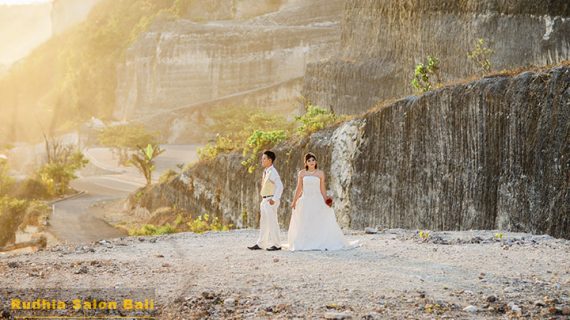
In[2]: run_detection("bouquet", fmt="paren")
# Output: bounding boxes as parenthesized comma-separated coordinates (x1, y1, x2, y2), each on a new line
(325, 197, 333, 207)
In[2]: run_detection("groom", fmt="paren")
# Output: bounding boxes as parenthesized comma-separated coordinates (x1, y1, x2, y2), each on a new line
(248, 150, 283, 251)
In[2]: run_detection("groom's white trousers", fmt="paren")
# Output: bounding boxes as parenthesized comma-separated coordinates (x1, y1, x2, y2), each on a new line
(257, 199, 281, 248)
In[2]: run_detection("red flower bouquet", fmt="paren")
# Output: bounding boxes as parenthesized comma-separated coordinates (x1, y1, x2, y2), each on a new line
(325, 197, 333, 207)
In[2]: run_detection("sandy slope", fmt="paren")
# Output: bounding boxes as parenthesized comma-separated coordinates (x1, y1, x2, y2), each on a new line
(1, 229, 569, 319)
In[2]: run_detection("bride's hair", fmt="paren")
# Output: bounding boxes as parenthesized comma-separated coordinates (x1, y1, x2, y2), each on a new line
(304, 152, 317, 170)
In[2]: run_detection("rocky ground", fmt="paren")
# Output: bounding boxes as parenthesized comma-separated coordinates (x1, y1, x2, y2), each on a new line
(0, 229, 569, 319)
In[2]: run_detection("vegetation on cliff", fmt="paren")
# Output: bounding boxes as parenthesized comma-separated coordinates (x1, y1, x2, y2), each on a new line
(0, 140, 87, 247)
(131, 62, 570, 239)
(197, 105, 340, 172)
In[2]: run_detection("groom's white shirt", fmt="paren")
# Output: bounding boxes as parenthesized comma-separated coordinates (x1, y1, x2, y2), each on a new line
(263, 165, 283, 201)
(257, 164, 283, 248)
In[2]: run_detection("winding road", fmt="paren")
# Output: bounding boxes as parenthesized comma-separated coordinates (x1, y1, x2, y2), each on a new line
(47, 145, 199, 244)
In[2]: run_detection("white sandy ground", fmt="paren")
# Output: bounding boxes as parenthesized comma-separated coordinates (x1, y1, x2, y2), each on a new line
(0, 229, 569, 319)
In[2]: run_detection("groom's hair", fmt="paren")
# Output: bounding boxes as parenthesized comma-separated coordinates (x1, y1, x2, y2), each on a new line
(263, 150, 276, 163)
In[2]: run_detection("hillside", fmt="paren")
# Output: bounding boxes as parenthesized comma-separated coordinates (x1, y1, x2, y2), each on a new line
(0, 0, 195, 143)
(0, 0, 345, 144)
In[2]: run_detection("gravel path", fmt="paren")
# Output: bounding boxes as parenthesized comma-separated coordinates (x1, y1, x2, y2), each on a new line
(1, 229, 569, 319)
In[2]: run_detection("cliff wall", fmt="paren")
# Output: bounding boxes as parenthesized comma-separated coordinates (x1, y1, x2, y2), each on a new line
(131, 65, 570, 239)
(115, 0, 346, 143)
(303, 0, 570, 114)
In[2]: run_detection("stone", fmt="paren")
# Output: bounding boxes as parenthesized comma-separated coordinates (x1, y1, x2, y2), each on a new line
(75, 266, 88, 274)
(533, 300, 545, 307)
(463, 305, 478, 313)
(202, 291, 215, 299)
(508, 303, 521, 313)
(365, 227, 378, 234)
(324, 311, 353, 319)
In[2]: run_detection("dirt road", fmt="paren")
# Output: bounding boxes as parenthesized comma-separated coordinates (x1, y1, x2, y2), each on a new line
(1, 229, 568, 319)
(46, 145, 199, 244)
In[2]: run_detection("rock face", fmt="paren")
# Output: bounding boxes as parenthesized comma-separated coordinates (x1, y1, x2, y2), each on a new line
(303, 0, 570, 115)
(131, 65, 570, 239)
(115, 0, 346, 143)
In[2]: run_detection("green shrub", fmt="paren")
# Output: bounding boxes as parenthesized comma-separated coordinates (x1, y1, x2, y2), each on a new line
(187, 213, 233, 234)
(128, 144, 165, 186)
(206, 106, 292, 144)
(159, 169, 178, 184)
(197, 136, 236, 161)
(241, 130, 288, 173)
(0, 158, 13, 197)
(0, 196, 30, 246)
(411, 56, 441, 93)
(197, 107, 292, 165)
(98, 124, 160, 166)
(37, 142, 88, 196)
(295, 105, 338, 136)
(11, 179, 51, 200)
(241, 209, 248, 226)
(128, 223, 176, 236)
(468, 38, 494, 73)
(174, 213, 185, 227)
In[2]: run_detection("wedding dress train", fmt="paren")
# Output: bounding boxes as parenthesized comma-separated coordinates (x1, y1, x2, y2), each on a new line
(286, 176, 358, 251)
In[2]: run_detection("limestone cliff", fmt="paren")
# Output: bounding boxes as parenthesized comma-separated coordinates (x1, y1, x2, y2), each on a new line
(303, 0, 570, 115)
(130, 65, 570, 239)
(115, 0, 346, 143)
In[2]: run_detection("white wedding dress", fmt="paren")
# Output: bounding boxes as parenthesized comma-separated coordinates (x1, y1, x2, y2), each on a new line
(286, 175, 358, 251)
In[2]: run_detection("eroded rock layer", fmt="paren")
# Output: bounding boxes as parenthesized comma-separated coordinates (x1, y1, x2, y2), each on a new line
(303, 0, 570, 114)
(132, 65, 570, 239)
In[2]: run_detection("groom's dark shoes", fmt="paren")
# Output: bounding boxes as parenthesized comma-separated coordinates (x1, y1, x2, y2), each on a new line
(266, 246, 281, 251)
(248, 244, 262, 250)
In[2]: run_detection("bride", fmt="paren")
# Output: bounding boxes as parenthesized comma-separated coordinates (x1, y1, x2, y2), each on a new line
(286, 152, 357, 251)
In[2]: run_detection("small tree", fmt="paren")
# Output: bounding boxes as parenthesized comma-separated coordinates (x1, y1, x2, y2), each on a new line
(197, 106, 293, 162)
(129, 144, 165, 186)
(411, 56, 441, 93)
(295, 105, 338, 136)
(468, 38, 494, 73)
(98, 124, 159, 165)
(39, 138, 88, 196)
(241, 130, 288, 173)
